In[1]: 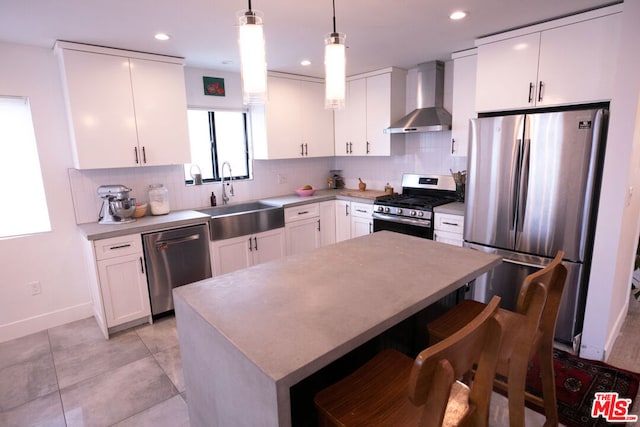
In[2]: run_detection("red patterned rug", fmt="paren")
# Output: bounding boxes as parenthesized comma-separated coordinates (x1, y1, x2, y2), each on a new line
(525, 348, 640, 426)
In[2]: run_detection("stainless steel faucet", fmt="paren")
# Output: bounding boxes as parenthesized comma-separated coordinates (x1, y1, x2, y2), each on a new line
(221, 161, 234, 205)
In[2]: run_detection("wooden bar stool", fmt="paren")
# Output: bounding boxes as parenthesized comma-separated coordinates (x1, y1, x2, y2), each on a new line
(314, 296, 504, 427)
(427, 251, 567, 427)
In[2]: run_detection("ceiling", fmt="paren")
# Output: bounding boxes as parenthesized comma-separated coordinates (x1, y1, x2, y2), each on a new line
(0, 0, 619, 78)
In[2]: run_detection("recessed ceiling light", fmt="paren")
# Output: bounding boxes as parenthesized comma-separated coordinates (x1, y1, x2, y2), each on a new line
(154, 33, 171, 41)
(301, 59, 311, 66)
(449, 11, 467, 20)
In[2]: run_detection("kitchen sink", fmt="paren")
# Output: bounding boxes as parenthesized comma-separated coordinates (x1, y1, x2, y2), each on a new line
(197, 201, 284, 241)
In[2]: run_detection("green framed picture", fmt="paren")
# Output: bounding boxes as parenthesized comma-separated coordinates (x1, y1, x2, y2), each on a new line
(203, 76, 225, 96)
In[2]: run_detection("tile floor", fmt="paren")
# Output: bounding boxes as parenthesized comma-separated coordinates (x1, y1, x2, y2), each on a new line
(1, 302, 639, 427)
(0, 316, 188, 427)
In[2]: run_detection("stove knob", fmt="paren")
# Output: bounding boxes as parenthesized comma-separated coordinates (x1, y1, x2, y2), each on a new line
(417, 211, 424, 217)
(384, 207, 391, 213)
(397, 208, 403, 215)
(376, 206, 384, 212)
(410, 210, 417, 216)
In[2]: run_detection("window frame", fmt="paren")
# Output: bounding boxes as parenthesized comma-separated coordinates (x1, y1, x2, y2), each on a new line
(184, 109, 251, 185)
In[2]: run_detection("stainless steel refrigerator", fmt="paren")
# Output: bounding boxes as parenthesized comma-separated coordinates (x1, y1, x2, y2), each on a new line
(465, 106, 607, 345)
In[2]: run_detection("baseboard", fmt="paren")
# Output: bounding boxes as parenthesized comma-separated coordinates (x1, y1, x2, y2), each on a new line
(0, 302, 94, 343)
(580, 300, 629, 361)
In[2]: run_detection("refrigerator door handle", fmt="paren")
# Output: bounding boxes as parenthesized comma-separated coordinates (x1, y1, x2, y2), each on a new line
(511, 138, 524, 232)
(516, 138, 531, 233)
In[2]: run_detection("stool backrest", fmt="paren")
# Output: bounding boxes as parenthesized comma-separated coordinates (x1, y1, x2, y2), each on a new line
(408, 296, 504, 426)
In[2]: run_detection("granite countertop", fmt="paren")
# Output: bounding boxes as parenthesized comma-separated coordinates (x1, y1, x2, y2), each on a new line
(79, 188, 387, 241)
(174, 231, 502, 387)
(434, 202, 465, 216)
(78, 210, 211, 240)
(262, 188, 386, 207)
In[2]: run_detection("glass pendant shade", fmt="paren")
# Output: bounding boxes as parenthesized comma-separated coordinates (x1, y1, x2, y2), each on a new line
(324, 32, 346, 109)
(238, 10, 267, 105)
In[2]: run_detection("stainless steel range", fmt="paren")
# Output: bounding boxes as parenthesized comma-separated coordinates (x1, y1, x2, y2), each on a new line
(373, 174, 458, 239)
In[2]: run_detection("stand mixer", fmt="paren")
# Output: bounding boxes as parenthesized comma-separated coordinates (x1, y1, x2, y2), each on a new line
(97, 185, 136, 224)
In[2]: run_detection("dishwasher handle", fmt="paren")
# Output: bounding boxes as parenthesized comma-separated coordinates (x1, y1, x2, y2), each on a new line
(155, 233, 201, 249)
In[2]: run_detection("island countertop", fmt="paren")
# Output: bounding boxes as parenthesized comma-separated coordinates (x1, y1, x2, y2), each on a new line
(174, 231, 501, 427)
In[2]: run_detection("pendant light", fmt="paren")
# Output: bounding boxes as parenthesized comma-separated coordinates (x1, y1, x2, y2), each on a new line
(324, 0, 346, 109)
(237, 0, 267, 104)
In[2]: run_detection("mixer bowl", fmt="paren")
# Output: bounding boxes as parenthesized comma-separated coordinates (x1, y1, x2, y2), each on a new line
(110, 198, 136, 219)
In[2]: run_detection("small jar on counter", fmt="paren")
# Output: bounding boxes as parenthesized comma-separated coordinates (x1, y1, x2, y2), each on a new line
(148, 184, 170, 215)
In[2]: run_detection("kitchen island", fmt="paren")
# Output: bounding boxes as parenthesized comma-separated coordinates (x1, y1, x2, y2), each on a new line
(174, 230, 502, 427)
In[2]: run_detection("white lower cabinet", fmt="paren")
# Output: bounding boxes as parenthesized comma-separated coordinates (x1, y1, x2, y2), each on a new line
(350, 202, 374, 238)
(335, 200, 374, 242)
(434, 213, 464, 247)
(211, 228, 285, 276)
(285, 201, 337, 255)
(335, 200, 352, 243)
(319, 200, 336, 247)
(93, 234, 151, 334)
(285, 203, 321, 256)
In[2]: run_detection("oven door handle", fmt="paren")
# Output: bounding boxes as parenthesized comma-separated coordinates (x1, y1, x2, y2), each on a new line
(373, 212, 432, 228)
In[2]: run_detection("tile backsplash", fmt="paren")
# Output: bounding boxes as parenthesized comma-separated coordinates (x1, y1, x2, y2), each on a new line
(68, 132, 465, 225)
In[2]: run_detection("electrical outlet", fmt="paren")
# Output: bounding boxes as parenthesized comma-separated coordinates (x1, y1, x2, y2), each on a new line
(29, 281, 42, 296)
(277, 173, 287, 184)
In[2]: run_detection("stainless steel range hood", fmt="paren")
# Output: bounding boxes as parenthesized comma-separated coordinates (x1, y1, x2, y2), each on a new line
(385, 61, 451, 134)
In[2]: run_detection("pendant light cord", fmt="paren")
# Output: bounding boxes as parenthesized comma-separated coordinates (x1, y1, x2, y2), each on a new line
(332, 0, 337, 33)
(248, 0, 252, 12)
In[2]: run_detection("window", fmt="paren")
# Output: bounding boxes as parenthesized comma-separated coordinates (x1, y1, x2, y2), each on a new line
(184, 109, 250, 183)
(0, 96, 51, 238)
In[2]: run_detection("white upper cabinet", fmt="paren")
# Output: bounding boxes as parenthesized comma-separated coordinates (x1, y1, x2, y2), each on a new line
(334, 68, 406, 156)
(56, 42, 190, 169)
(450, 49, 477, 157)
(251, 74, 334, 159)
(334, 78, 366, 155)
(475, 5, 622, 112)
(475, 33, 540, 112)
(536, 13, 621, 106)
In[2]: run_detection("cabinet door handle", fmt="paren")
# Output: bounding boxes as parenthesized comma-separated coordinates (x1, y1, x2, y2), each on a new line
(345, 204, 349, 216)
(345, 142, 349, 154)
(109, 244, 131, 250)
(451, 138, 456, 155)
(139, 256, 144, 274)
(301, 143, 305, 156)
(355, 209, 367, 213)
(369, 222, 372, 234)
(528, 82, 534, 103)
(442, 221, 460, 226)
(538, 81, 544, 102)
(142, 146, 147, 164)
(134, 147, 139, 164)
(349, 142, 353, 154)
(253, 236, 258, 251)
(317, 219, 321, 232)
(304, 143, 308, 156)
(366, 141, 370, 154)
(248, 237, 253, 251)
(297, 211, 309, 215)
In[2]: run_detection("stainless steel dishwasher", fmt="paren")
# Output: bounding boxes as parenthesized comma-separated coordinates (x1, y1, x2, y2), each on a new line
(142, 223, 212, 317)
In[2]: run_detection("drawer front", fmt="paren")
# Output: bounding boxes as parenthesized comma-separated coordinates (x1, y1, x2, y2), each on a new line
(94, 233, 143, 260)
(350, 202, 373, 219)
(285, 203, 320, 223)
(434, 230, 464, 247)
(434, 213, 464, 234)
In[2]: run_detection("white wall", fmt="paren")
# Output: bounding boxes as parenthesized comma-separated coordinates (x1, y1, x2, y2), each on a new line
(581, 0, 640, 360)
(0, 42, 93, 342)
